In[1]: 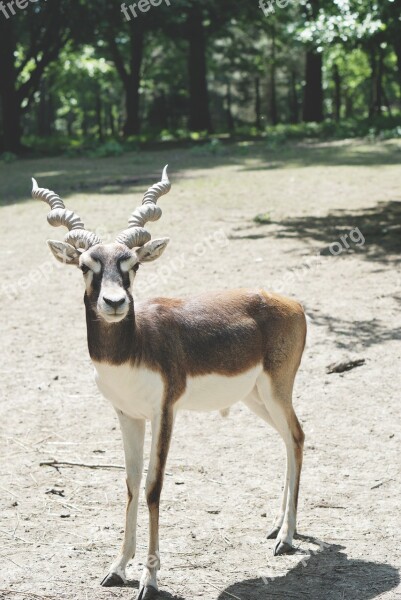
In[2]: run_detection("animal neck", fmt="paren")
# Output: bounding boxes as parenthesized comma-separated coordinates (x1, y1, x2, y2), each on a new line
(84, 294, 137, 364)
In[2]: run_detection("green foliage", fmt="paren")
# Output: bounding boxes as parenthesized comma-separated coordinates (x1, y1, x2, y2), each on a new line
(2, 0, 401, 154)
(266, 130, 288, 149)
(254, 213, 271, 225)
(0, 152, 17, 163)
(189, 139, 226, 156)
(263, 117, 401, 143)
(90, 141, 124, 158)
(22, 135, 72, 156)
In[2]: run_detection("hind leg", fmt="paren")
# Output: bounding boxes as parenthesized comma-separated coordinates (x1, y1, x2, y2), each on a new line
(256, 372, 304, 555)
(243, 390, 289, 540)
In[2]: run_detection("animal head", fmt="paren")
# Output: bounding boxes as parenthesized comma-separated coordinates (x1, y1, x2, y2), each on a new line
(33, 166, 171, 323)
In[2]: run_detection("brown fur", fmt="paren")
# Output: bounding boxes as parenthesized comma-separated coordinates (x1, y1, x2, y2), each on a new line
(81, 245, 308, 578)
(86, 288, 306, 394)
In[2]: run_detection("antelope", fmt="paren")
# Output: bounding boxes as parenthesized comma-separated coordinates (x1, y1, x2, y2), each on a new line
(33, 167, 306, 599)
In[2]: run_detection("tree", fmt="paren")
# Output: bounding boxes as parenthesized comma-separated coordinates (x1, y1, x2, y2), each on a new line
(186, 4, 212, 131)
(0, 3, 79, 152)
(300, 0, 324, 122)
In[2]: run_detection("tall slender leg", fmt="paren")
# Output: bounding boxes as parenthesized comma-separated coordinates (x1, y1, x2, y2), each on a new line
(138, 406, 175, 599)
(243, 389, 289, 539)
(101, 411, 145, 587)
(256, 372, 304, 555)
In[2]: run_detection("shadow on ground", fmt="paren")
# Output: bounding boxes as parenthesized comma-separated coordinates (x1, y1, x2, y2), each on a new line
(2, 140, 401, 205)
(234, 200, 401, 266)
(108, 577, 186, 600)
(218, 541, 399, 600)
(308, 310, 401, 350)
(241, 140, 401, 170)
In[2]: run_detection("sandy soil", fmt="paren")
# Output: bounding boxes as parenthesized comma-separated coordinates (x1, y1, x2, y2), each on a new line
(0, 141, 400, 600)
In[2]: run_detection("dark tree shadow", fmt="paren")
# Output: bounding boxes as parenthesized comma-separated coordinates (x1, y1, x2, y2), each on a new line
(4, 139, 401, 205)
(241, 141, 401, 170)
(238, 200, 401, 266)
(217, 540, 399, 600)
(306, 310, 401, 350)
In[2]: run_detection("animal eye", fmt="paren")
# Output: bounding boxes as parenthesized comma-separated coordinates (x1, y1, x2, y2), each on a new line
(80, 265, 90, 274)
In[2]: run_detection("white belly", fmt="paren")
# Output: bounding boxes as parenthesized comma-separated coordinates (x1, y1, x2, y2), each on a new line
(93, 361, 263, 419)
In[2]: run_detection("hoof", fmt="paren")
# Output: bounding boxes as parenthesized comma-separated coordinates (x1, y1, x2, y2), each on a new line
(274, 540, 295, 556)
(266, 526, 281, 539)
(138, 585, 159, 599)
(101, 572, 125, 587)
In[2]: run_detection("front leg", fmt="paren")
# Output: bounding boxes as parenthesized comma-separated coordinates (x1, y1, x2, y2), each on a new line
(139, 405, 175, 599)
(102, 411, 145, 586)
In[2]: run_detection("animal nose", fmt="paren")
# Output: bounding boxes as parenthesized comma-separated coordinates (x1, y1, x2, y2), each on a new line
(103, 296, 126, 310)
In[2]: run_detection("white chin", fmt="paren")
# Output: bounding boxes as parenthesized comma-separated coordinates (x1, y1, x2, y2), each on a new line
(100, 312, 127, 324)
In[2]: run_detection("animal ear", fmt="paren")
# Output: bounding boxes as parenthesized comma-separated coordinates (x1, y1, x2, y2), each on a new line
(47, 240, 81, 265)
(135, 238, 170, 263)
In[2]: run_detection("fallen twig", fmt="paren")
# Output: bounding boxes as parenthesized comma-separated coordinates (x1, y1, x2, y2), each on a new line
(326, 359, 365, 374)
(0, 590, 57, 599)
(0, 528, 32, 544)
(0, 486, 19, 499)
(39, 459, 124, 470)
(371, 478, 393, 490)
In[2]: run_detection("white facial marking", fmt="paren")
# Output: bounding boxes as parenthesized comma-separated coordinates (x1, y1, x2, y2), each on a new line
(120, 256, 138, 273)
(82, 256, 101, 273)
(129, 270, 136, 288)
(84, 270, 94, 293)
(98, 281, 129, 323)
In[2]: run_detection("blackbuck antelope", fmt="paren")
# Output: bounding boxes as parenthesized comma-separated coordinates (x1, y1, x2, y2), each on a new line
(33, 167, 307, 599)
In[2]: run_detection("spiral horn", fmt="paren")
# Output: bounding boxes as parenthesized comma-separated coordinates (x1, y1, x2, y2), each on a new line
(32, 178, 101, 251)
(115, 165, 171, 249)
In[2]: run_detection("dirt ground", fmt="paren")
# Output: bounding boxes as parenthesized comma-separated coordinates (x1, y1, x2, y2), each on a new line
(1, 140, 400, 600)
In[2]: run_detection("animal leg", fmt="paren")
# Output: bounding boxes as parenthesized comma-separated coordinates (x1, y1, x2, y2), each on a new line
(256, 373, 304, 555)
(243, 389, 289, 540)
(101, 412, 145, 587)
(138, 406, 175, 599)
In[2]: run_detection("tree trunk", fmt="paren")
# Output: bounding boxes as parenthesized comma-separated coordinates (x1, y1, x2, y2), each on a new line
(226, 82, 234, 132)
(0, 20, 21, 152)
(82, 111, 89, 137)
(303, 50, 324, 122)
(269, 29, 278, 125)
(96, 92, 103, 141)
(344, 91, 353, 119)
(66, 112, 75, 137)
(393, 38, 401, 100)
(187, 6, 212, 132)
(333, 64, 341, 121)
(255, 76, 262, 130)
(38, 79, 53, 137)
(109, 105, 116, 137)
(123, 21, 143, 136)
(289, 69, 299, 123)
(369, 46, 384, 117)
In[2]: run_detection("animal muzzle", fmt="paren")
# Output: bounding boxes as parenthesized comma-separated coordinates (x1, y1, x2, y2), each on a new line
(98, 289, 129, 322)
